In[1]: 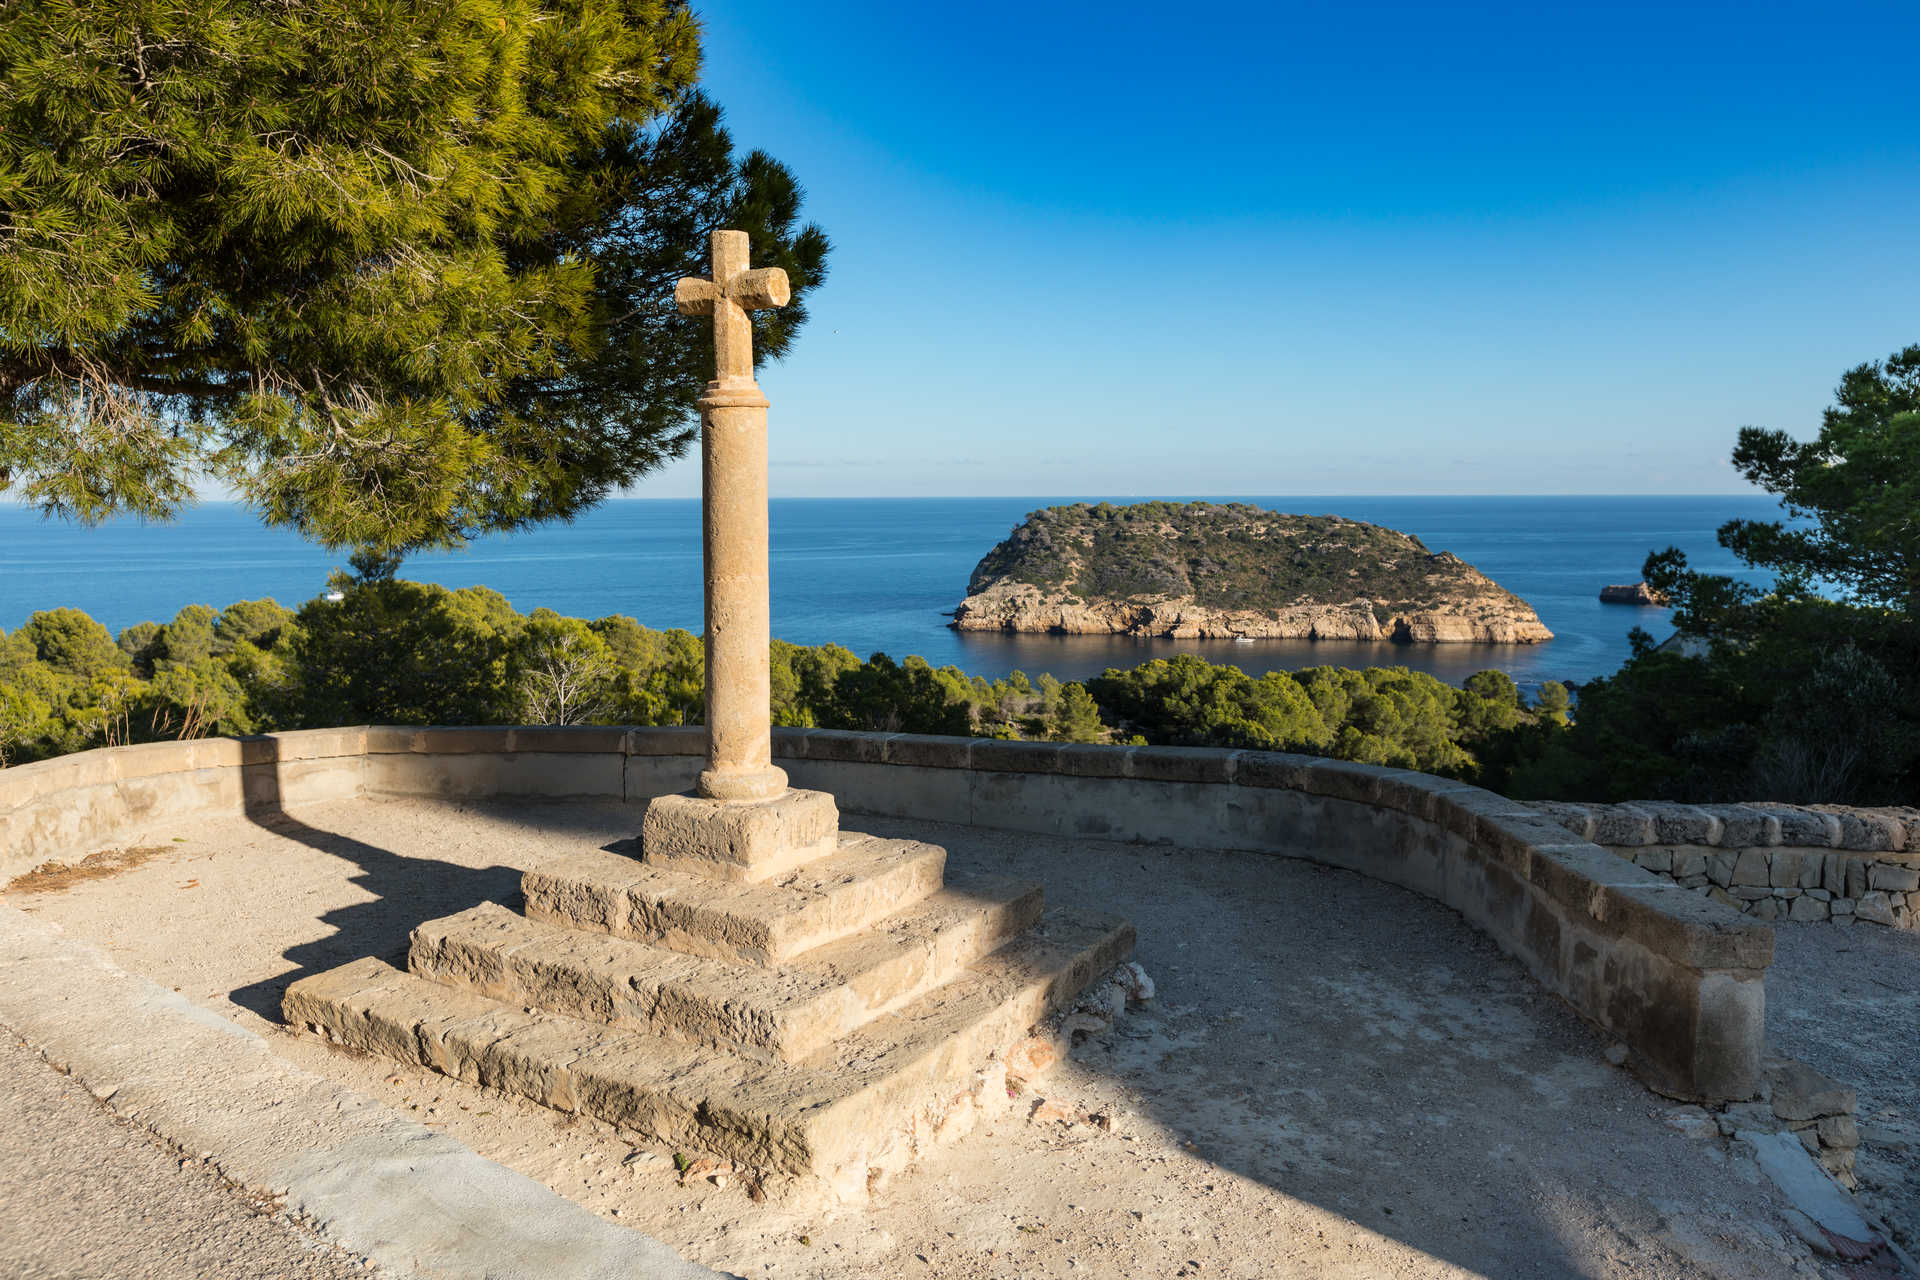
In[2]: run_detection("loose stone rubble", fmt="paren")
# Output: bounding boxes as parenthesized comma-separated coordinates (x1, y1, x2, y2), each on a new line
(1651, 1056, 1898, 1265)
(1707, 1057, 1865, 1189)
(1531, 800, 1920, 928)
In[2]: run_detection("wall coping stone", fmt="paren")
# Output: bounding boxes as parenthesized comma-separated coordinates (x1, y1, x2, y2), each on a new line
(879, 734, 978, 769)
(626, 726, 708, 757)
(1128, 745, 1237, 785)
(1529, 799, 1920, 854)
(963, 738, 1059, 773)
(1055, 742, 1131, 779)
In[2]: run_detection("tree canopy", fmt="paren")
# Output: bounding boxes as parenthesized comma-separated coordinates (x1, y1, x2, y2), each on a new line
(0, 1, 827, 552)
(1647, 343, 1920, 628)
(1511, 344, 1920, 805)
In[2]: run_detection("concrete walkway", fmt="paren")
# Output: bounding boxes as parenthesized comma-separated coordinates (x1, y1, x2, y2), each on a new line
(0, 902, 729, 1280)
(0, 1030, 377, 1279)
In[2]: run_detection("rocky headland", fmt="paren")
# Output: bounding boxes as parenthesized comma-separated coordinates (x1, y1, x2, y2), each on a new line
(950, 501, 1553, 644)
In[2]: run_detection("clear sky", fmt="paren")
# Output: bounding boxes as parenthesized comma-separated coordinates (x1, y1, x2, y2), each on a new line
(635, 0, 1920, 498)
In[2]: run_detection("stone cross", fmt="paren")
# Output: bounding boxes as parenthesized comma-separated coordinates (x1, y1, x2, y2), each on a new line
(675, 230, 791, 386)
(676, 230, 791, 803)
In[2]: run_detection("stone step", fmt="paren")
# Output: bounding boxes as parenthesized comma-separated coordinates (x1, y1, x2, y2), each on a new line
(286, 908, 1135, 1199)
(409, 876, 1045, 1063)
(523, 833, 947, 966)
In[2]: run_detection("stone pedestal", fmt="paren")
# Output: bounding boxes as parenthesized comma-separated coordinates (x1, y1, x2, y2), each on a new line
(641, 788, 839, 882)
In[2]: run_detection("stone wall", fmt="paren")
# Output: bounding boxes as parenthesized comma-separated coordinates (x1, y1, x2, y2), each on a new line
(0, 726, 1772, 1103)
(1529, 801, 1920, 930)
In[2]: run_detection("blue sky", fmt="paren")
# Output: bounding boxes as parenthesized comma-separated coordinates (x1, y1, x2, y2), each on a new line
(637, 0, 1920, 497)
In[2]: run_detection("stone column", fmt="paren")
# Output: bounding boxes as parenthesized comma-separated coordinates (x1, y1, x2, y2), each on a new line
(697, 381, 787, 802)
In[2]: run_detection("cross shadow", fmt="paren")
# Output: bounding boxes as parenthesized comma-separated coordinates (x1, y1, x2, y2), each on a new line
(224, 741, 524, 1024)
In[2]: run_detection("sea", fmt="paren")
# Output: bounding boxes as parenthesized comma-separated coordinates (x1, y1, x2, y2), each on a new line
(0, 496, 1781, 695)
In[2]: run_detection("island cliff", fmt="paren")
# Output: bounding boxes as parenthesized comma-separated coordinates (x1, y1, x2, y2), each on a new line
(950, 502, 1553, 644)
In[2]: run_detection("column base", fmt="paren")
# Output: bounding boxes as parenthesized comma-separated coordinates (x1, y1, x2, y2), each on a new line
(697, 763, 789, 802)
(641, 788, 840, 883)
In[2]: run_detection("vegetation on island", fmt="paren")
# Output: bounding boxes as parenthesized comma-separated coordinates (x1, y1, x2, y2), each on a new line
(1508, 344, 1920, 806)
(968, 502, 1516, 613)
(0, 568, 1572, 793)
(0, 1, 827, 556)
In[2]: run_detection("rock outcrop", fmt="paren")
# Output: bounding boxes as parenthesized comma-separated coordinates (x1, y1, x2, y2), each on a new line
(1599, 581, 1670, 606)
(950, 502, 1552, 644)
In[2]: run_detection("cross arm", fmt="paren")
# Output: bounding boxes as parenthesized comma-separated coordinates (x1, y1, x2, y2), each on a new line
(728, 268, 790, 311)
(675, 277, 721, 316)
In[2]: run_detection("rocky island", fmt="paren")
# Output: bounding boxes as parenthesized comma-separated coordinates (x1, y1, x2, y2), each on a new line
(950, 502, 1553, 644)
(1599, 581, 1671, 606)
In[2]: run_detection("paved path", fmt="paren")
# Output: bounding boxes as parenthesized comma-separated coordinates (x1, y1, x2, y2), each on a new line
(0, 1028, 376, 1280)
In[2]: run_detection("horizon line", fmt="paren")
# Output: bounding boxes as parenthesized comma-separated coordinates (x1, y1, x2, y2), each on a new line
(3, 491, 1770, 508)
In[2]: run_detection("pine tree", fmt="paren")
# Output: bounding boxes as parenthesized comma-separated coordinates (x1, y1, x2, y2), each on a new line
(1048, 682, 1106, 742)
(0, 1, 828, 552)
(1647, 344, 1920, 626)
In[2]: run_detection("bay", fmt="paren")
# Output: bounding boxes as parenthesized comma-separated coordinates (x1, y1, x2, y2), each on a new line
(0, 495, 1779, 693)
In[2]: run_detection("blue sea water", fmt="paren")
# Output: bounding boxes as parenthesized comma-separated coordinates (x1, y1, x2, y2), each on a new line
(0, 495, 1780, 693)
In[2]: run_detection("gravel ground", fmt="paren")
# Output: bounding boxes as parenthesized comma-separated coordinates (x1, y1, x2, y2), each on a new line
(7, 794, 1914, 1280)
(1764, 919, 1920, 1253)
(0, 1029, 378, 1279)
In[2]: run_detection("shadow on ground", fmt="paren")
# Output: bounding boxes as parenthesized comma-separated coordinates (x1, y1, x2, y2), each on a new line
(225, 753, 525, 1023)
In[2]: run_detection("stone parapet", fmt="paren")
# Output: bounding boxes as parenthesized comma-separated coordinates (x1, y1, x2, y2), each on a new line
(2, 727, 1777, 1102)
(1529, 801, 1920, 930)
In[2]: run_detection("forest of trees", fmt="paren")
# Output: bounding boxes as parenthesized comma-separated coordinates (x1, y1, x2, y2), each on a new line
(0, 575, 1571, 794)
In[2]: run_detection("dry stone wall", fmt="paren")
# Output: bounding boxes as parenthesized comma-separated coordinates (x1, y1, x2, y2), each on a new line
(1529, 801, 1920, 930)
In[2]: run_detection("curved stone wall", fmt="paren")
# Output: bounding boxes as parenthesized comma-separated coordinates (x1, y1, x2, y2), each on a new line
(0, 725, 1771, 1102)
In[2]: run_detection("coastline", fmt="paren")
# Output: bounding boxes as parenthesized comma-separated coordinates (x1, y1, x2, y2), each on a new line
(1, 495, 1769, 688)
